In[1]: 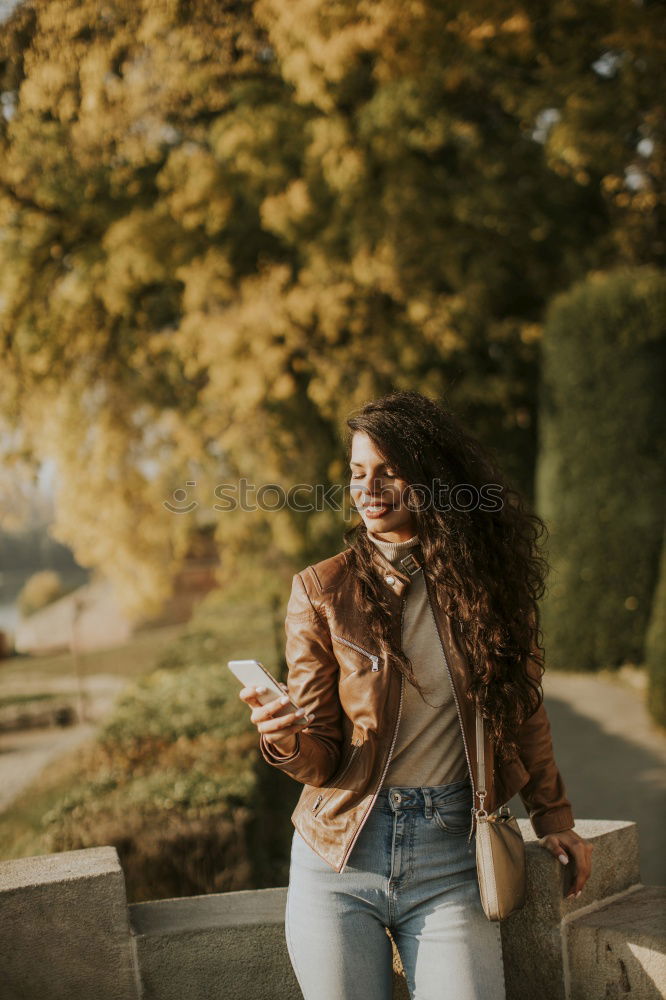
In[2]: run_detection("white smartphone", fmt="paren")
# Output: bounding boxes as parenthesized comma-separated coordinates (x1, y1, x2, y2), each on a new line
(227, 659, 301, 718)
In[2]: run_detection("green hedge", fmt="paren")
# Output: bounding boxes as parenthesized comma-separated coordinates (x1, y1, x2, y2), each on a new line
(537, 267, 666, 671)
(645, 526, 666, 728)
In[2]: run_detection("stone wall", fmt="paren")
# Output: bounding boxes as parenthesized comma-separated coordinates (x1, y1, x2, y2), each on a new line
(1, 819, 663, 1000)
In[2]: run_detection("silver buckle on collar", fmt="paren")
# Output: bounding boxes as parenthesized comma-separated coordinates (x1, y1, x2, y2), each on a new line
(400, 553, 421, 576)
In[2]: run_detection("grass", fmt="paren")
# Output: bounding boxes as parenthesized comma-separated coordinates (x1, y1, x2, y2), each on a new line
(0, 622, 185, 686)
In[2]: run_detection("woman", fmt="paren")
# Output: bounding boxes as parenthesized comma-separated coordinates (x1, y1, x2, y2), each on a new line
(239, 390, 593, 1000)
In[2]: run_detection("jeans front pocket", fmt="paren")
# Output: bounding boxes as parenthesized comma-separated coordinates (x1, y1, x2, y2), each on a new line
(431, 782, 473, 835)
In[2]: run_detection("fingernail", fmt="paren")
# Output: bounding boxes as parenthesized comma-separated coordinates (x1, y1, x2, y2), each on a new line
(256, 686, 267, 693)
(306, 713, 315, 721)
(558, 853, 568, 864)
(280, 694, 289, 704)
(295, 708, 305, 716)
(575, 890, 581, 898)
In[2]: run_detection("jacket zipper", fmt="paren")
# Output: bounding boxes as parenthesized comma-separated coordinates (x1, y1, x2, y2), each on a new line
(312, 743, 361, 815)
(331, 633, 380, 671)
(337, 593, 407, 870)
(422, 575, 478, 843)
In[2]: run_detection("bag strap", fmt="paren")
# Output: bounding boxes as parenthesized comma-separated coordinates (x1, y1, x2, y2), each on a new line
(475, 706, 489, 818)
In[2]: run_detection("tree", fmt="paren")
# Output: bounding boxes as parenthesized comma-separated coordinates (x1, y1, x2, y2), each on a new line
(0, 0, 662, 613)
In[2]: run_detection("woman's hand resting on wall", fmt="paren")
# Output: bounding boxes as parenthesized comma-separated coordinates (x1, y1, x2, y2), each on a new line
(539, 828, 594, 899)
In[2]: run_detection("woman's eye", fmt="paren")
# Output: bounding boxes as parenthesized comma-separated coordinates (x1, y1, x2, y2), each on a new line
(351, 472, 396, 480)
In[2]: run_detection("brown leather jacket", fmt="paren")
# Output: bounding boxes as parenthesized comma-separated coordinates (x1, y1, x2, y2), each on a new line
(259, 543, 575, 872)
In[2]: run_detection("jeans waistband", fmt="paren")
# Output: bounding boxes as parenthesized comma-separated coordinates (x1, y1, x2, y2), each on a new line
(376, 776, 472, 811)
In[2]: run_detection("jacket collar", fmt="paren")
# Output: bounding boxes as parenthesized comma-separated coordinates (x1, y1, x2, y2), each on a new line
(368, 540, 423, 597)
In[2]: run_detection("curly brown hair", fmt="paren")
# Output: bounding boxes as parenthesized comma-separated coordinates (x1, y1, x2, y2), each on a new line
(342, 389, 548, 763)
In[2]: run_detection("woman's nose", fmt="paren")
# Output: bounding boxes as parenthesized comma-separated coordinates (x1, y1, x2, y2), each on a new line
(362, 481, 384, 497)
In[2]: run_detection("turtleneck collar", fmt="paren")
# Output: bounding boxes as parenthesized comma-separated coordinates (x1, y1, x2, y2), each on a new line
(366, 529, 420, 567)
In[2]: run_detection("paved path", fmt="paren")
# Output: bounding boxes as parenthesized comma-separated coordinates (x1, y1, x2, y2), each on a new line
(0, 673, 126, 812)
(509, 668, 666, 885)
(0, 722, 99, 811)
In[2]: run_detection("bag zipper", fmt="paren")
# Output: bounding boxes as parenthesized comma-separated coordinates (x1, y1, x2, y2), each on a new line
(331, 633, 380, 671)
(422, 575, 478, 843)
(337, 593, 407, 870)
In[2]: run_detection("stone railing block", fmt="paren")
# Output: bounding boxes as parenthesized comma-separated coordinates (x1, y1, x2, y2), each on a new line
(0, 845, 139, 1000)
(500, 819, 640, 1000)
(566, 885, 666, 1000)
(129, 886, 300, 1000)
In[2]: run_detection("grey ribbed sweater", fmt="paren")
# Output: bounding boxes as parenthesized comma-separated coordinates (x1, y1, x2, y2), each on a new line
(367, 530, 468, 788)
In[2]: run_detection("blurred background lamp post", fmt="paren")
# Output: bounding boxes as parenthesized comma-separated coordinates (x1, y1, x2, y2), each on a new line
(71, 595, 90, 724)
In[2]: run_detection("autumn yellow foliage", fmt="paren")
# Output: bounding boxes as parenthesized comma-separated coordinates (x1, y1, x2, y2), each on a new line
(0, 0, 661, 613)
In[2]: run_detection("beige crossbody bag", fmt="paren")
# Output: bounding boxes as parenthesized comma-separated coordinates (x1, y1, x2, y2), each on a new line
(474, 707, 527, 920)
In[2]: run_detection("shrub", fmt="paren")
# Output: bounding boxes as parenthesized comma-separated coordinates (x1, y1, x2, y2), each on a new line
(17, 570, 64, 617)
(38, 584, 299, 901)
(645, 527, 666, 729)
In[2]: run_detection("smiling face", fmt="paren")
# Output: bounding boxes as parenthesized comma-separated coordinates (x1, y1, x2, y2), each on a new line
(349, 431, 416, 542)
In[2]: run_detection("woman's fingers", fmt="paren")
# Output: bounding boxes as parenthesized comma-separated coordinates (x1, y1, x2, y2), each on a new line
(238, 683, 287, 706)
(238, 685, 313, 732)
(239, 685, 286, 714)
(251, 692, 293, 723)
(258, 710, 312, 733)
(541, 832, 594, 898)
(238, 684, 267, 707)
(254, 696, 313, 731)
(540, 833, 568, 863)
(568, 841, 594, 896)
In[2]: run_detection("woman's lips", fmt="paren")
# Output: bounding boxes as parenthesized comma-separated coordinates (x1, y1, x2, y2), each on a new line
(363, 503, 394, 519)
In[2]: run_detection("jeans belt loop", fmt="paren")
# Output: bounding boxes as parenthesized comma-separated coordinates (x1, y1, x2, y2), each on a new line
(422, 787, 433, 819)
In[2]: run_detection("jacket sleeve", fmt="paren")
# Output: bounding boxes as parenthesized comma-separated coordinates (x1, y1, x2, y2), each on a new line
(258, 571, 343, 787)
(516, 700, 575, 836)
(515, 632, 575, 837)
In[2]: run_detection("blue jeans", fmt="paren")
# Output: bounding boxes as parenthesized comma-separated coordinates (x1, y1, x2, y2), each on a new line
(285, 777, 506, 1000)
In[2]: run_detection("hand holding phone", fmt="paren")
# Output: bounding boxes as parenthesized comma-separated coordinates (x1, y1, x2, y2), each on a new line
(229, 659, 314, 750)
